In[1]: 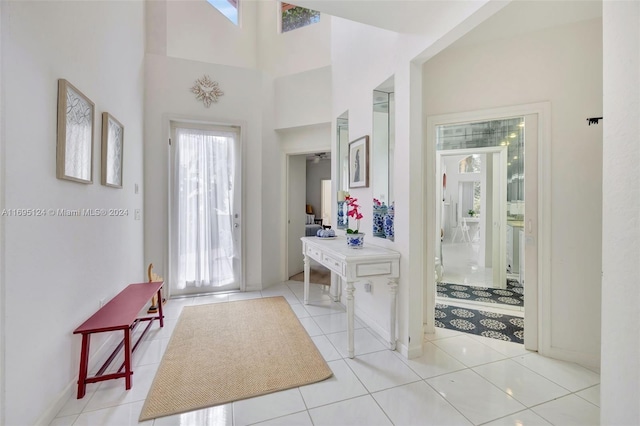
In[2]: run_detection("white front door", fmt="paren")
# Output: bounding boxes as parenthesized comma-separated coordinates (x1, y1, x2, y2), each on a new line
(169, 122, 242, 296)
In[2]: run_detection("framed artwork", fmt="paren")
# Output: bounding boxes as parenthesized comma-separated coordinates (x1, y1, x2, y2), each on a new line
(349, 135, 369, 188)
(101, 112, 124, 188)
(56, 79, 95, 183)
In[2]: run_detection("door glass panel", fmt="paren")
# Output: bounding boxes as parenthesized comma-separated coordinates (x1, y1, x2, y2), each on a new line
(171, 124, 242, 295)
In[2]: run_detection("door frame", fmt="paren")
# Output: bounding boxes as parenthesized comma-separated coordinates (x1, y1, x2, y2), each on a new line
(425, 102, 551, 353)
(286, 154, 307, 278)
(281, 149, 325, 282)
(167, 119, 245, 297)
(436, 146, 507, 291)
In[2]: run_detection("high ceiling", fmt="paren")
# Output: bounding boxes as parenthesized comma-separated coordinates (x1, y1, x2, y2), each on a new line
(287, 0, 602, 43)
(450, 0, 602, 49)
(288, 0, 491, 34)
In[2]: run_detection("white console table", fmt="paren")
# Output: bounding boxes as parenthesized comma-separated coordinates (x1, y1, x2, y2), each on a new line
(301, 236, 400, 358)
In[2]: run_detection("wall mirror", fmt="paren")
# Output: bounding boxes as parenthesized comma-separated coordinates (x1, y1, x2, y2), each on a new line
(336, 111, 349, 229)
(372, 77, 395, 239)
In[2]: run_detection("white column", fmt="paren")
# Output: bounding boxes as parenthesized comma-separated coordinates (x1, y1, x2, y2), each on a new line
(601, 2, 640, 424)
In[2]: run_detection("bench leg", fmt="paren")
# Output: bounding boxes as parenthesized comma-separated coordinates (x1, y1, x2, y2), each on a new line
(77, 334, 90, 399)
(124, 328, 132, 390)
(157, 288, 164, 328)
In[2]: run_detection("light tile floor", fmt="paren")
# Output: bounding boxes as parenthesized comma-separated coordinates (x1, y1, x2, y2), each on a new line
(441, 242, 494, 288)
(51, 281, 600, 426)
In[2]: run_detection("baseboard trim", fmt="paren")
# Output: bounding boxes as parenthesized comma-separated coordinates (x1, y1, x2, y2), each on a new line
(543, 345, 601, 371)
(35, 334, 119, 425)
(354, 306, 392, 347)
(34, 378, 77, 426)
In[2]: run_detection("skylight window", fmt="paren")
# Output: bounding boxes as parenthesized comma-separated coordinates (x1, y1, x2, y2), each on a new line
(281, 2, 320, 33)
(207, 0, 239, 25)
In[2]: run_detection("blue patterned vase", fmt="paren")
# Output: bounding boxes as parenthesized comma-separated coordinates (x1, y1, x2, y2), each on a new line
(337, 201, 347, 229)
(346, 233, 365, 249)
(373, 203, 387, 237)
(384, 202, 394, 241)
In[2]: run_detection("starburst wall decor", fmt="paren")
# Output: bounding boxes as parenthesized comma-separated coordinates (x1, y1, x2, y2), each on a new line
(191, 75, 224, 107)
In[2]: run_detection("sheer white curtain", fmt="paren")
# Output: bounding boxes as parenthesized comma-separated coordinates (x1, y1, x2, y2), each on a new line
(175, 127, 236, 289)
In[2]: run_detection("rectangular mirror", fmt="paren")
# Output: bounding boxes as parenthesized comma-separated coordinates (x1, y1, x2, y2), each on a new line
(372, 77, 395, 239)
(336, 111, 349, 229)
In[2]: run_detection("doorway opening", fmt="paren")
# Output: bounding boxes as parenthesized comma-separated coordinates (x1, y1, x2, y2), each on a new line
(286, 152, 332, 286)
(426, 104, 546, 352)
(434, 116, 528, 343)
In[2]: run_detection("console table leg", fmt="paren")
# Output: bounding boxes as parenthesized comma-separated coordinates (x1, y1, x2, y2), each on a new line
(346, 280, 356, 358)
(329, 272, 341, 302)
(388, 279, 399, 350)
(303, 254, 310, 305)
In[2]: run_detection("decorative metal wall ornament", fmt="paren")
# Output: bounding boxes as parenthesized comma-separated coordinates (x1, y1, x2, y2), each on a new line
(191, 75, 224, 107)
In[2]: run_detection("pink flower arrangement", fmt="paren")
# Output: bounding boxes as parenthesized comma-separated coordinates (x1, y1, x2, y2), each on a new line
(345, 195, 363, 234)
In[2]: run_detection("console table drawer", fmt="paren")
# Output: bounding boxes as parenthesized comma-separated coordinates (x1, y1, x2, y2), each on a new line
(356, 262, 392, 277)
(322, 253, 345, 275)
(306, 245, 322, 262)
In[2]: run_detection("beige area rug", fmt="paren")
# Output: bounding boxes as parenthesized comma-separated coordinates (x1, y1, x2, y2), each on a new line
(289, 263, 331, 286)
(139, 296, 333, 421)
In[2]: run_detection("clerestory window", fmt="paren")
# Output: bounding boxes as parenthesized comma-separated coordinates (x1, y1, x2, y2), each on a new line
(207, 0, 239, 25)
(281, 2, 320, 33)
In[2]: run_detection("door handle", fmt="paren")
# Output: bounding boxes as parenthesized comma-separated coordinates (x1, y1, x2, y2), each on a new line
(234, 223, 239, 229)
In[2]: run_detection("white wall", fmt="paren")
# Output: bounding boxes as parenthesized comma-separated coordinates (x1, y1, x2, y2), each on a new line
(257, 1, 331, 78)
(274, 66, 332, 130)
(259, 72, 283, 287)
(278, 123, 331, 153)
(601, 1, 640, 423)
(144, 54, 265, 290)
(147, 0, 331, 291)
(165, 0, 258, 69)
(331, 18, 423, 355)
(423, 18, 603, 366)
(330, 7, 489, 355)
(1, 1, 145, 424)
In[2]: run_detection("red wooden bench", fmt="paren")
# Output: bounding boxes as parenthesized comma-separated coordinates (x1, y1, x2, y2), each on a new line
(73, 281, 164, 398)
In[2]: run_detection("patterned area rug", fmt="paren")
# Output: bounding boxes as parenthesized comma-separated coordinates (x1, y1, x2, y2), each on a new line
(437, 279, 524, 307)
(435, 303, 524, 343)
